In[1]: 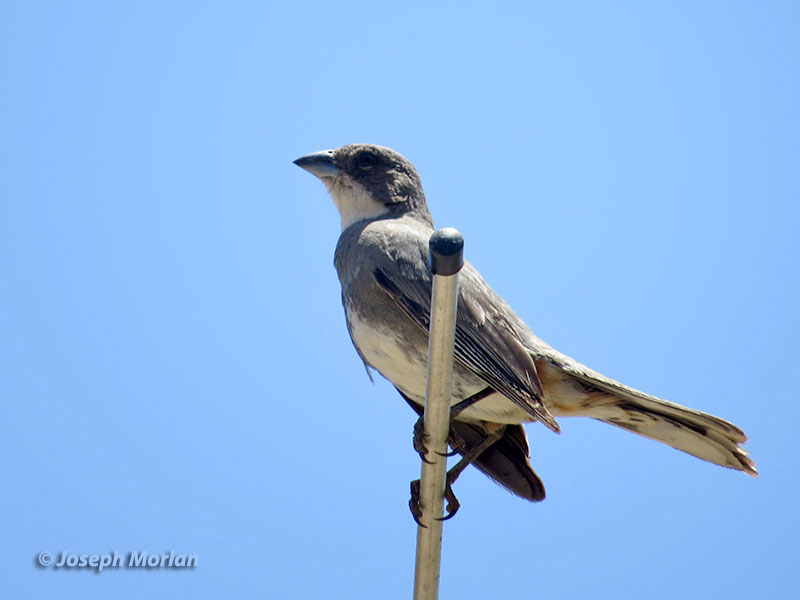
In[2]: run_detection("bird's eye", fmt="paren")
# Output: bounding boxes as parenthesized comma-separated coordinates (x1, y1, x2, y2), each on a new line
(356, 152, 378, 169)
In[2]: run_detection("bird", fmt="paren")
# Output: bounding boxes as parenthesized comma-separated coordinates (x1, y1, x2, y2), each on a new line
(294, 143, 756, 517)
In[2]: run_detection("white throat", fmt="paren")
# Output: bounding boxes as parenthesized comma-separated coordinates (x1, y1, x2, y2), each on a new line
(324, 177, 390, 231)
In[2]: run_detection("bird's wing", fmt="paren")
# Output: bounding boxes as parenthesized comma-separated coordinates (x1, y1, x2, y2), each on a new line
(372, 248, 559, 432)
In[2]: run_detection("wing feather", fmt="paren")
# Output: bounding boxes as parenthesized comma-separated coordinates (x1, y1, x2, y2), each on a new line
(373, 262, 559, 432)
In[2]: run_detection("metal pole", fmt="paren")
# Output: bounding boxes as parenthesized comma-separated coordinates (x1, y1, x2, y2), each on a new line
(413, 228, 464, 600)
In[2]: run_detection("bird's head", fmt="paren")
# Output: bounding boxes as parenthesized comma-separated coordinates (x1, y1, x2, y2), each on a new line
(294, 144, 432, 231)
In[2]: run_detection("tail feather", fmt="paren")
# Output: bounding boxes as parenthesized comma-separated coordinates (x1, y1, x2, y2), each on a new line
(587, 396, 756, 475)
(537, 360, 757, 476)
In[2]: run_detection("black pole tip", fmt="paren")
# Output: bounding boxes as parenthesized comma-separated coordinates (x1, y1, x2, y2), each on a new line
(429, 228, 464, 276)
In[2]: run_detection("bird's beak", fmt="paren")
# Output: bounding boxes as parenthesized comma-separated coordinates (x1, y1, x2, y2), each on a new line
(293, 149, 341, 179)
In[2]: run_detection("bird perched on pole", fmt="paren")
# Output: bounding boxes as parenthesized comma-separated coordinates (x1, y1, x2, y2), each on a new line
(294, 143, 756, 517)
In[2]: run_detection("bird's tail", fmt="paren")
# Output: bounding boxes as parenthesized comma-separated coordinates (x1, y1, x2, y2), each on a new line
(571, 387, 755, 475)
(588, 394, 756, 475)
(537, 361, 757, 476)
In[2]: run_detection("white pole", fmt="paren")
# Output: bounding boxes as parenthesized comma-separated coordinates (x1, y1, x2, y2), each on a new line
(413, 228, 464, 600)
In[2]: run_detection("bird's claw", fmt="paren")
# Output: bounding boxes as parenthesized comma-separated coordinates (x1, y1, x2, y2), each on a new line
(409, 474, 461, 524)
(436, 473, 461, 521)
(440, 433, 465, 457)
(409, 479, 425, 527)
(413, 417, 434, 464)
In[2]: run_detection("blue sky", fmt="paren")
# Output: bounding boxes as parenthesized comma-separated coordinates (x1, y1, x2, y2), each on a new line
(1, 1, 798, 598)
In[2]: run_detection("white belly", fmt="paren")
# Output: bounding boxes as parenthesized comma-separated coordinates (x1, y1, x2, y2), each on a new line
(347, 309, 429, 398)
(347, 309, 536, 425)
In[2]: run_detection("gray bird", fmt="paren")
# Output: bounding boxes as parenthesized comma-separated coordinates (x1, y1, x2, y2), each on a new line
(294, 143, 756, 514)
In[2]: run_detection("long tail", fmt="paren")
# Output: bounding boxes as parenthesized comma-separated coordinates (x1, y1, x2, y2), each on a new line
(538, 361, 757, 476)
(585, 393, 756, 475)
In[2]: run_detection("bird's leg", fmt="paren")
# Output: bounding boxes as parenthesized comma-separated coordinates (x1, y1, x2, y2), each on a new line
(407, 385, 503, 522)
(449, 386, 495, 419)
(403, 386, 494, 459)
(438, 423, 505, 520)
(436, 386, 495, 457)
(409, 423, 506, 523)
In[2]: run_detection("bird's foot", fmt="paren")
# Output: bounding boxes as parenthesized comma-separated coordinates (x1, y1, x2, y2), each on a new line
(413, 416, 433, 464)
(409, 479, 425, 526)
(438, 472, 461, 521)
(408, 471, 462, 524)
(441, 431, 466, 457)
